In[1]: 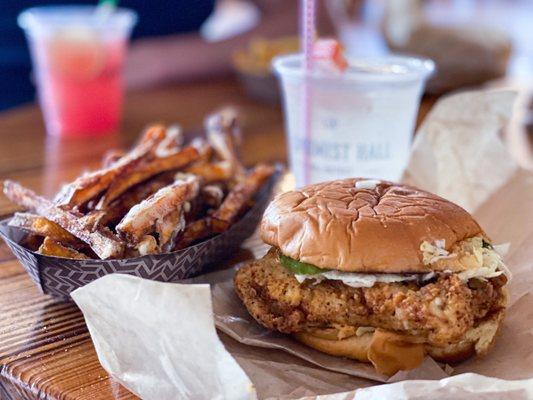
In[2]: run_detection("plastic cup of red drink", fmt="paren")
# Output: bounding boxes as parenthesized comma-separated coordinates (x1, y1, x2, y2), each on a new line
(18, 6, 137, 137)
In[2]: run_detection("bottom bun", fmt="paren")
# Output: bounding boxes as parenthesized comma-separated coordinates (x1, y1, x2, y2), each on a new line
(294, 330, 372, 363)
(294, 307, 505, 375)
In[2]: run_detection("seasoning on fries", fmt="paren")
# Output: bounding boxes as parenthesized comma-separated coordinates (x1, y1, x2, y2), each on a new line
(55, 130, 163, 207)
(2, 111, 275, 260)
(185, 161, 233, 183)
(96, 144, 205, 209)
(3, 180, 125, 259)
(116, 174, 200, 252)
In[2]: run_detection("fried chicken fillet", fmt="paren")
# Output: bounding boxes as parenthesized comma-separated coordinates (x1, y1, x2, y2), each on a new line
(235, 249, 507, 347)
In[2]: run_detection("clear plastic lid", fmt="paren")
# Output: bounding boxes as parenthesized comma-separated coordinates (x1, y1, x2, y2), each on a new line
(18, 6, 137, 38)
(273, 53, 435, 84)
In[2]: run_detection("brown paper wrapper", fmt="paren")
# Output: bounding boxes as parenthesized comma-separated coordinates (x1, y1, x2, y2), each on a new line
(0, 167, 281, 298)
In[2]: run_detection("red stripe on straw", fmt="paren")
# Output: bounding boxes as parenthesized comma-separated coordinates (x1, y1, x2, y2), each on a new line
(301, 0, 315, 186)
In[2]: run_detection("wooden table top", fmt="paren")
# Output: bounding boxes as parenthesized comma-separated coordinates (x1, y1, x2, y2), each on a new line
(0, 77, 530, 400)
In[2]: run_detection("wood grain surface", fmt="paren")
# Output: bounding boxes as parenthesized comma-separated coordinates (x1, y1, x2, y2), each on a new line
(0, 76, 529, 400)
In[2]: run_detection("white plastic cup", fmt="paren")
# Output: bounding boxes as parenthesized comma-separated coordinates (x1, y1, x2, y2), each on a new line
(273, 54, 435, 187)
(18, 6, 137, 137)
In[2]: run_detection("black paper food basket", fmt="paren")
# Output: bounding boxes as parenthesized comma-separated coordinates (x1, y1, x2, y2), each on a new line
(0, 168, 280, 299)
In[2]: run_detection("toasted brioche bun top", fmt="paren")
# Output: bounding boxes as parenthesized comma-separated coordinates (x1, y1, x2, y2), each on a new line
(260, 178, 485, 273)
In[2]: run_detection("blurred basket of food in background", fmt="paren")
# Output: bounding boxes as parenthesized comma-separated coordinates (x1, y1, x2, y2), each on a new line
(381, 0, 512, 94)
(232, 36, 299, 103)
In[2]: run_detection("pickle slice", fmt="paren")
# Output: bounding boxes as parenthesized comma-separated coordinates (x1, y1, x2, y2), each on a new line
(280, 255, 327, 275)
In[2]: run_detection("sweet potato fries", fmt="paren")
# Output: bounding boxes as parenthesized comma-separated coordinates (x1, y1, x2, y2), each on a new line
(3, 111, 274, 259)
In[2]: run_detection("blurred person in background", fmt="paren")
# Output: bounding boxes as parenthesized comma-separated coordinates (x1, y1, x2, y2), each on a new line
(1, 0, 331, 111)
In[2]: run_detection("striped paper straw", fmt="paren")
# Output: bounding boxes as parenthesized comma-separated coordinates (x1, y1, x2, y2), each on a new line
(301, 0, 315, 185)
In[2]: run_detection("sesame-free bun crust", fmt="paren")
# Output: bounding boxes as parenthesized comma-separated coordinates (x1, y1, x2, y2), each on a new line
(261, 178, 484, 273)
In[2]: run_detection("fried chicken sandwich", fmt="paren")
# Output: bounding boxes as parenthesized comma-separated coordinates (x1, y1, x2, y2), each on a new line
(234, 178, 509, 375)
